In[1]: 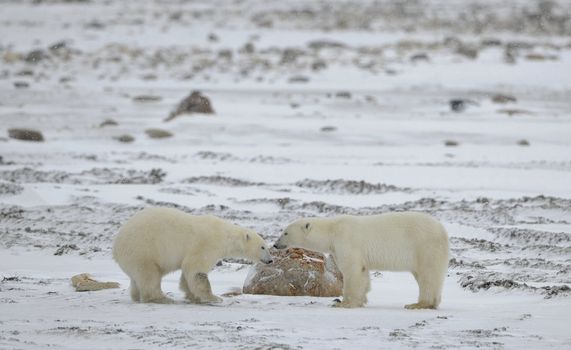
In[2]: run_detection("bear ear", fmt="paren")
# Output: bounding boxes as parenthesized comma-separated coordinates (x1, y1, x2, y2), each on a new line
(302, 222, 311, 234)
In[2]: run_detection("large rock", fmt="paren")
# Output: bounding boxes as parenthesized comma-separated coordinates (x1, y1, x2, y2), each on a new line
(8, 128, 44, 142)
(164, 91, 214, 122)
(243, 248, 343, 297)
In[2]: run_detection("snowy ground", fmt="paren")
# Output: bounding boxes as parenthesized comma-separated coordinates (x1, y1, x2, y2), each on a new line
(1, 0, 571, 349)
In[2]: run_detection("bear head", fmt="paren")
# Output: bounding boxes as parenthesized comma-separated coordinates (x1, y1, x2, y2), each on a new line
(240, 229, 273, 264)
(273, 218, 330, 253)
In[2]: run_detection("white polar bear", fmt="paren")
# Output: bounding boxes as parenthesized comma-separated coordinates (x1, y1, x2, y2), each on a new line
(274, 212, 449, 309)
(113, 207, 273, 304)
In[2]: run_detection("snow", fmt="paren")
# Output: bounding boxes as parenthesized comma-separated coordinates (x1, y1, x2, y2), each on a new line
(1, 0, 571, 348)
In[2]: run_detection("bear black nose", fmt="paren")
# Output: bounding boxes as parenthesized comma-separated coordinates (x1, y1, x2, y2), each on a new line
(267, 259, 273, 264)
(273, 244, 279, 249)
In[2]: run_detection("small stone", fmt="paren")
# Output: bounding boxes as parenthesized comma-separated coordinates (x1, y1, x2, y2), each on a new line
(114, 134, 135, 143)
(218, 49, 233, 60)
(320, 126, 337, 132)
(311, 60, 327, 71)
(8, 128, 44, 142)
(99, 119, 118, 127)
(335, 91, 352, 99)
(54, 244, 79, 256)
(49, 41, 67, 51)
(145, 128, 173, 139)
(13, 81, 29, 89)
(491, 94, 517, 104)
(456, 45, 479, 59)
(497, 109, 533, 116)
(243, 248, 343, 297)
(140, 74, 157, 81)
(481, 38, 502, 47)
(280, 48, 303, 64)
(525, 54, 556, 61)
(25, 49, 48, 64)
(165, 91, 215, 122)
(307, 40, 346, 50)
(410, 53, 430, 62)
(288, 75, 309, 83)
(444, 140, 459, 147)
(240, 42, 255, 54)
(208, 33, 219, 42)
(450, 99, 467, 112)
(132, 95, 162, 102)
(71, 273, 120, 292)
(517, 139, 530, 146)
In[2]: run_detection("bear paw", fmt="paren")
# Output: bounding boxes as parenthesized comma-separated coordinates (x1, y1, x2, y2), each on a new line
(404, 302, 436, 310)
(201, 295, 223, 304)
(146, 296, 175, 304)
(331, 299, 361, 308)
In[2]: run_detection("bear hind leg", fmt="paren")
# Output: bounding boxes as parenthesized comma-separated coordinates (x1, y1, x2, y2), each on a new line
(135, 263, 174, 304)
(129, 278, 140, 302)
(406, 268, 445, 310)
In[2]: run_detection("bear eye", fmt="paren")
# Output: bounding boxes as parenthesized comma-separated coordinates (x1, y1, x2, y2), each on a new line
(261, 246, 265, 250)
(284, 232, 288, 236)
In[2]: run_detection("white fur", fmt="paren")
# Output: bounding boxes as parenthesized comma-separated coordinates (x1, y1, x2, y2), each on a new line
(275, 212, 449, 309)
(113, 207, 271, 304)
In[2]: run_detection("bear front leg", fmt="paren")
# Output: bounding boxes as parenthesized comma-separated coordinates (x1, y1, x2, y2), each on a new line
(179, 273, 200, 303)
(183, 271, 222, 304)
(333, 263, 369, 308)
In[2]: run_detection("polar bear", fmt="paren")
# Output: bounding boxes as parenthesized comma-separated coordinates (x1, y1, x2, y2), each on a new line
(274, 212, 449, 309)
(113, 207, 273, 304)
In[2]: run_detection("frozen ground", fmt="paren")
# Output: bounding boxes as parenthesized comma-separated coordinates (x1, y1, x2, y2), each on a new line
(1, 0, 571, 349)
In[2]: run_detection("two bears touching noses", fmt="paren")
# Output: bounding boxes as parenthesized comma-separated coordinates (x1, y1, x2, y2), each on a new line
(113, 207, 450, 309)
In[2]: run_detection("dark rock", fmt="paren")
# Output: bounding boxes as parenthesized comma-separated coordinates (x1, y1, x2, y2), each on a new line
(218, 49, 233, 60)
(145, 128, 173, 139)
(132, 95, 162, 102)
(517, 139, 530, 146)
(456, 45, 479, 59)
(307, 40, 346, 50)
(526, 54, 558, 61)
(481, 38, 503, 47)
(335, 91, 351, 99)
(450, 99, 467, 112)
(295, 179, 408, 194)
(8, 128, 44, 142)
(444, 140, 459, 147)
(48, 41, 67, 51)
(311, 59, 327, 71)
(25, 49, 48, 64)
(243, 248, 343, 297)
(0, 181, 23, 196)
(288, 75, 310, 83)
(320, 126, 337, 132)
(491, 94, 517, 104)
(410, 53, 430, 62)
(280, 48, 304, 64)
(240, 42, 255, 54)
(13, 81, 29, 89)
(165, 91, 214, 122)
(208, 33, 219, 42)
(54, 244, 79, 256)
(114, 134, 135, 143)
(99, 119, 118, 127)
(497, 109, 533, 116)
